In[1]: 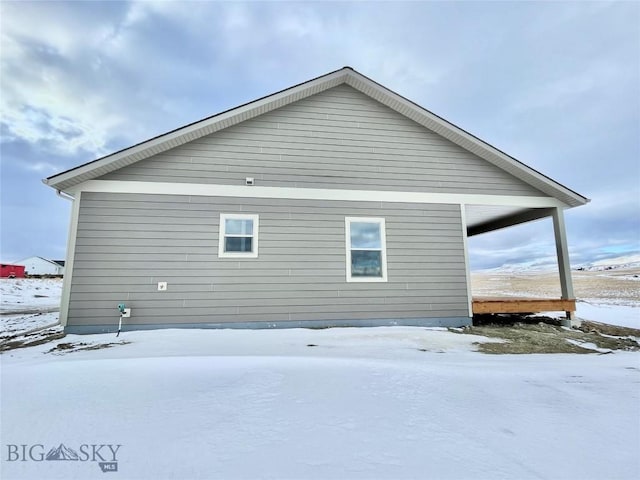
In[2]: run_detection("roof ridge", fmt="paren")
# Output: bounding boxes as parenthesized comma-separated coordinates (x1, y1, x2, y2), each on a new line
(43, 67, 588, 207)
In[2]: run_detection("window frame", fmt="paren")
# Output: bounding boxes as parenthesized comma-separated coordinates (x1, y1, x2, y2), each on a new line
(218, 213, 259, 258)
(345, 217, 388, 282)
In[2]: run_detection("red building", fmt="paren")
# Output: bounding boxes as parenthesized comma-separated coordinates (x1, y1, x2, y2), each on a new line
(0, 264, 25, 278)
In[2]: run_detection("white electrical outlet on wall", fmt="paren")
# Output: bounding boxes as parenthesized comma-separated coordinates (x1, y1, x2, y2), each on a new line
(158, 281, 168, 291)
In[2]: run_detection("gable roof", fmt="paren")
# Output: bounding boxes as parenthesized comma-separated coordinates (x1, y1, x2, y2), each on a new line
(15, 256, 62, 267)
(44, 67, 588, 207)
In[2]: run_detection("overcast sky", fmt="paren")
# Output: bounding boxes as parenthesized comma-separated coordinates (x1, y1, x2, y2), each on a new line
(1, 1, 638, 270)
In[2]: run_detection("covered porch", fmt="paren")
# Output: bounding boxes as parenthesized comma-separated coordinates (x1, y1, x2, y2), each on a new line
(463, 204, 578, 325)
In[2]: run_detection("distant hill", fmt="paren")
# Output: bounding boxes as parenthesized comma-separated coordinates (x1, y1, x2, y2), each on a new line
(575, 254, 640, 272)
(474, 253, 640, 274)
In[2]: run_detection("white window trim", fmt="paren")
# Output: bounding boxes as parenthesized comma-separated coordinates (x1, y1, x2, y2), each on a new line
(218, 213, 259, 258)
(345, 217, 388, 283)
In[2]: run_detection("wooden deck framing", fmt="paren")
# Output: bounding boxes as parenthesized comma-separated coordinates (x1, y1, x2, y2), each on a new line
(472, 297, 576, 315)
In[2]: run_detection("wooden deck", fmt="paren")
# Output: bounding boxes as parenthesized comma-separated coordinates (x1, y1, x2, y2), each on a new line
(472, 297, 576, 315)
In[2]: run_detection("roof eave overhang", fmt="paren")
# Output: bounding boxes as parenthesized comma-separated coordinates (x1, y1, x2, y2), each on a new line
(341, 72, 588, 208)
(44, 67, 589, 208)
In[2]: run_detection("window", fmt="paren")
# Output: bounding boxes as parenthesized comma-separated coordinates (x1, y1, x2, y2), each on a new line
(345, 217, 387, 282)
(218, 214, 259, 258)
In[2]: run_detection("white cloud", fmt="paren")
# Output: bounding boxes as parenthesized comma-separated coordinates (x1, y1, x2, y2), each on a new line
(276, 7, 325, 38)
(509, 61, 624, 113)
(0, 1, 638, 266)
(24, 161, 60, 174)
(0, 3, 130, 159)
(0, 1, 449, 164)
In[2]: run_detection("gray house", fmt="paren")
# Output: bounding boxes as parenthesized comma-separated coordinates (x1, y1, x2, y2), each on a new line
(44, 67, 588, 334)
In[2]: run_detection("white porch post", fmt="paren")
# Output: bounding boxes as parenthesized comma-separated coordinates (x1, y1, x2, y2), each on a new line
(551, 207, 575, 322)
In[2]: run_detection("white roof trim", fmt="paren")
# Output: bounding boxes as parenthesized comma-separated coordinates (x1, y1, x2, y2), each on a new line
(44, 67, 588, 207)
(71, 179, 566, 208)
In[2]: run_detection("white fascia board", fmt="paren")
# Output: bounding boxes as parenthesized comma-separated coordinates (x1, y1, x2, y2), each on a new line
(72, 180, 566, 208)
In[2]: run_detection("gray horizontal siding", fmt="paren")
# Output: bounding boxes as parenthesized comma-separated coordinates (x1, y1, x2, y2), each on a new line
(100, 85, 542, 196)
(67, 192, 470, 327)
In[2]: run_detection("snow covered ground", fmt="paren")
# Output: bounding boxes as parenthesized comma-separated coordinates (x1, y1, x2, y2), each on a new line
(577, 302, 639, 329)
(2, 327, 639, 480)
(1, 275, 639, 479)
(579, 253, 640, 271)
(0, 311, 59, 337)
(1, 278, 62, 339)
(0, 278, 62, 313)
